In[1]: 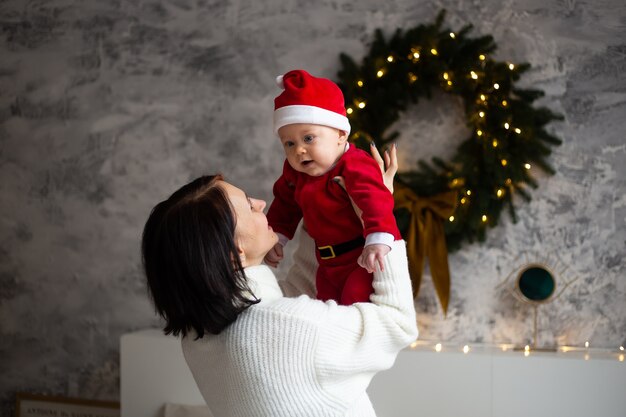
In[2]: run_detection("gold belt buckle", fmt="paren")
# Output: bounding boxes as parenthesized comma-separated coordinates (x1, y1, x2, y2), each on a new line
(318, 245, 336, 260)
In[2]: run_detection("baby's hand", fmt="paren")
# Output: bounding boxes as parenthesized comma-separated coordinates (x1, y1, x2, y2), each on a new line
(357, 244, 391, 273)
(264, 243, 284, 268)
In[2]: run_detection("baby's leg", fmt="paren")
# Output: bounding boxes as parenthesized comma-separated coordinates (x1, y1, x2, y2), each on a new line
(339, 266, 374, 305)
(315, 264, 343, 302)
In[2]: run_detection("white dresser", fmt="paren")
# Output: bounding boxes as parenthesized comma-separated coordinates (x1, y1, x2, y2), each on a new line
(121, 329, 626, 417)
(369, 343, 626, 417)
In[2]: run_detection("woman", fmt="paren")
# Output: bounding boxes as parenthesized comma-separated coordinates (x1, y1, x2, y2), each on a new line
(142, 145, 417, 417)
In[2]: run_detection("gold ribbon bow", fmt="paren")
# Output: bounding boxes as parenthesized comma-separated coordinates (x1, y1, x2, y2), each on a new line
(394, 182, 458, 316)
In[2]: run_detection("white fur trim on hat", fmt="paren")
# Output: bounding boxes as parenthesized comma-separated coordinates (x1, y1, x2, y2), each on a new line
(273, 105, 351, 135)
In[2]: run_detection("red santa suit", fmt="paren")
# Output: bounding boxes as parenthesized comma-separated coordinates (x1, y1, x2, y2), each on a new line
(267, 144, 401, 304)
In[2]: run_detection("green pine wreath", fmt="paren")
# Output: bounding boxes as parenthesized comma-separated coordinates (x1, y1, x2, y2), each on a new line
(336, 10, 563, 252)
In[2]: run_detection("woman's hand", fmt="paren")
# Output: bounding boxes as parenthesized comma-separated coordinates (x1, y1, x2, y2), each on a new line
(370, 142, 397, 194)
(264, 243, 284, 268)
(333, 142, 398, 225)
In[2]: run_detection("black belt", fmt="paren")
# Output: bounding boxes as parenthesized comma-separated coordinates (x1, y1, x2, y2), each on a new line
(317, 236, 365, 260)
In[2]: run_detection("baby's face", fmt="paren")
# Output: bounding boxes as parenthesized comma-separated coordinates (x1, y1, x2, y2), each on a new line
(278, 124, 348, 176)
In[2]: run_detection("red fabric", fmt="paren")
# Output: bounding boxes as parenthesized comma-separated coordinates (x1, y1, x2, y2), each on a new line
(275, 69, 347, 116)
(267, 145, 401, 304)
(316, 249, 375, 305)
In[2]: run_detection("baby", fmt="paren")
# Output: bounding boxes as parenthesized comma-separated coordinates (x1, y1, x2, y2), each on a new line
(265, 69, 401, 305)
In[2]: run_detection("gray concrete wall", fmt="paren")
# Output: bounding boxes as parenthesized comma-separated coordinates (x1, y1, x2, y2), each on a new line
(1, 0, 624, 414)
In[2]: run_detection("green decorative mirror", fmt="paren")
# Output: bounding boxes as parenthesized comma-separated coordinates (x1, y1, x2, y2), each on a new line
(498, 252, 578, 350)
(516, 264, 556, 303)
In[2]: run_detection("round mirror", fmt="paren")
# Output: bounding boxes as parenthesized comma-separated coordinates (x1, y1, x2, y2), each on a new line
(516, 264, 556, 303)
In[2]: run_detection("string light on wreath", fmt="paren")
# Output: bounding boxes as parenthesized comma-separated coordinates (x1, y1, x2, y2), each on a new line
(335, 9, 563, 313)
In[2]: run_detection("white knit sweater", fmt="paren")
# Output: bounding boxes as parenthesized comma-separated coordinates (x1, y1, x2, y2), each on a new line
(181, 229, 418, 417)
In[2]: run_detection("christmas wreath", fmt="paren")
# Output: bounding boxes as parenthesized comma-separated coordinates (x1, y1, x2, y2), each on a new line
(336, 10, 563, 313)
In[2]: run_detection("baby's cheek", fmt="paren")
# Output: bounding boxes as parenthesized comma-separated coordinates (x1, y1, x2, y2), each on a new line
(286, 157, 299, 170)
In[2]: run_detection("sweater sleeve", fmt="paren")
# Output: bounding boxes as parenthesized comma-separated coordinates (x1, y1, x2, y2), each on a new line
(277, 225, 318, 298)
(342, 153, 401, 240)
(266, 161, 303, 240)
(315, 240, 418, 394)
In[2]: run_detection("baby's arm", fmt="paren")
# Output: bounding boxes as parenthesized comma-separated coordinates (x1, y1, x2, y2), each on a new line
(341, 146, 399, 238)
(336, 143, 399, 273)
(265, 161, 302, 267)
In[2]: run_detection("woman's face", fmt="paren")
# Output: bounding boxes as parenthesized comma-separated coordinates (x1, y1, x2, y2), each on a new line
(219, 181, 278, 267)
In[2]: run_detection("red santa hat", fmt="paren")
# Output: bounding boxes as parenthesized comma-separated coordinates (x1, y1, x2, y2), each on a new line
(273, 69, 351, 135)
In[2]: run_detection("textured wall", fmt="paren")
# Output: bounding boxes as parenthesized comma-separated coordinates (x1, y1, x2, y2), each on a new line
(1, 0, 625, 414)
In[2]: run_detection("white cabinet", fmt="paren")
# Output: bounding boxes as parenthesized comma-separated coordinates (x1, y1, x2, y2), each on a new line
(368, 346, 626, 417)
(121, 330, 626, 417)
(120, 329, 204, 417)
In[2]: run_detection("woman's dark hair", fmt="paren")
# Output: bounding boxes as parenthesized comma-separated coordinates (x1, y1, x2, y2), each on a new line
(141, 174, 259, 338)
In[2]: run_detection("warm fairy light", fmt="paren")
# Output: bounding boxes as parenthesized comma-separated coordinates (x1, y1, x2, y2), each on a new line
(476, 130, 483, 136)
(479, 54, 486, 60)
(496, 188, 504, 197)
(347, 107, 353, 115)
(358, 101, 366, 109)
(524, 350, 530, 357)
(447, 80, 453, 86)
(449, 215, 455, 222)
(525, 345, 530, 352)
(410, 341, 419, 349)
(504, 122, 510, 129)
(481, 215, 487, 222)
(466, 190, 472, 195)
(431, 48, 438, 55)
(463, 345, 470, 354)
(620, 346, 625, 351)
(357, 80, 364, 87)
(585, 341, 590, 348)
(494, 83, 500, 89)
(505, 178, 512, 185)
(508, 63, 515, 70)
(524, 163, 531, 169)
(377, 70, 384, 78)
(492, 139, 498, 147)
(435, 343, 443, 352)
(515, 128, 522, 134)
(387, 55, 394, 62)
(470, 71, 478, 79)
(619, 354, 625, 362)
(501, 159, 508, 166)
(479, 111, 485, 118)
(461, 197, 467, 204)
(449, 32, 456, 39)
(480, 94, 486, 101)
(502, 100, 508, 106)
(443, 72, 449, 80)
(411, 49, 420, 59)
(408, 72, 418, 83)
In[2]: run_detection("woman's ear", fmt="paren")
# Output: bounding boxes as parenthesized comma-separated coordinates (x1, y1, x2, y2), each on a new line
(233, 238, 247, 267)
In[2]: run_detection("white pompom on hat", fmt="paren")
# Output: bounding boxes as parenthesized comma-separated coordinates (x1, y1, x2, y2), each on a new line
(273, 69, 351, 135)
